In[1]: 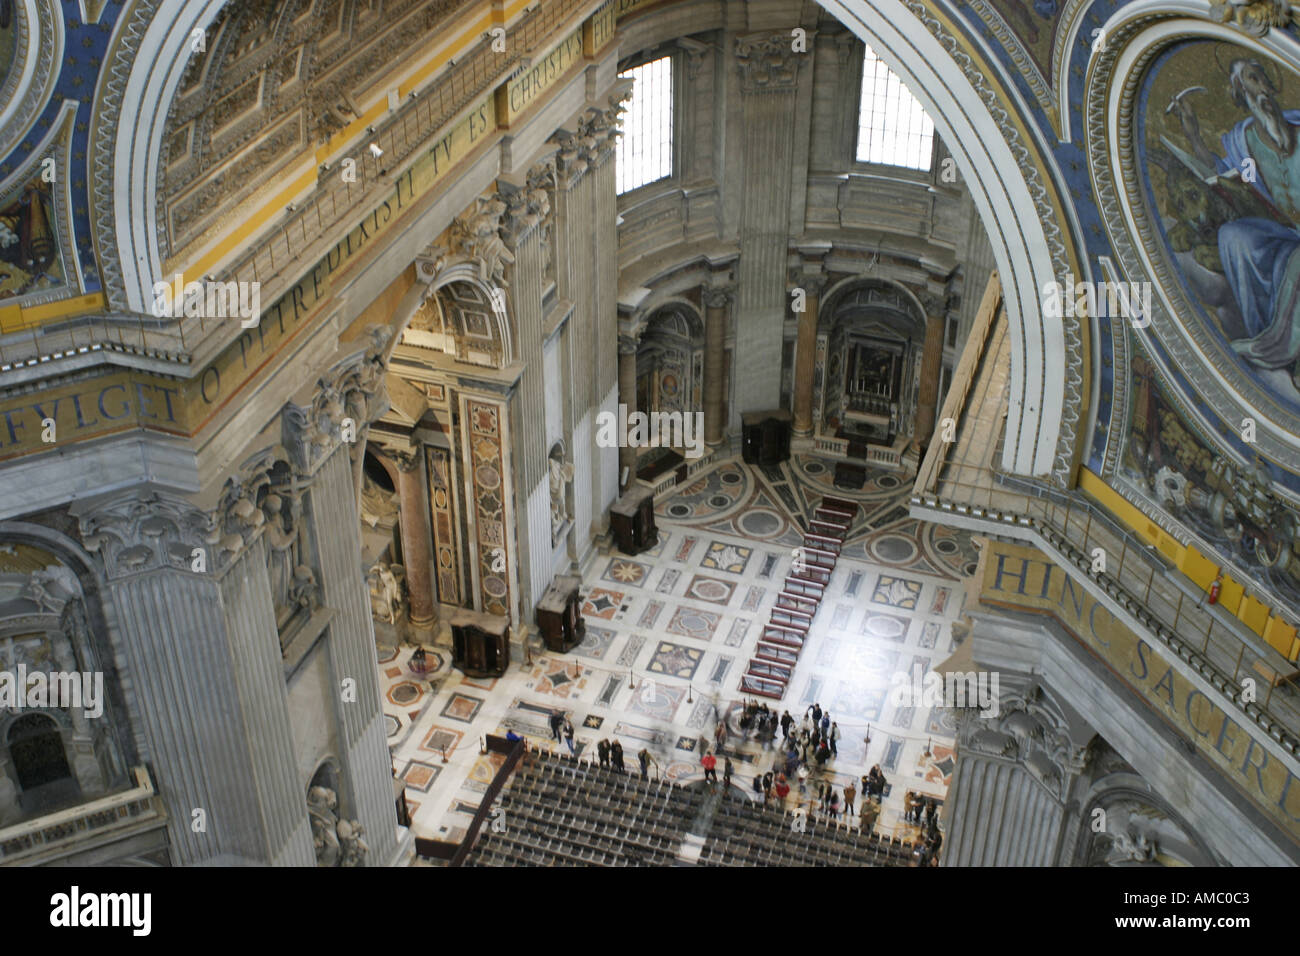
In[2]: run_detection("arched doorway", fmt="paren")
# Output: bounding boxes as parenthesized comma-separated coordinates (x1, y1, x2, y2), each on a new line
(818, 282, 927, 448)
(7, 713, 78, 812)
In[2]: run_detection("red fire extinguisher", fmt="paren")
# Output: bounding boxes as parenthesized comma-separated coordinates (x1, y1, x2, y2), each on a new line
(1208, 573, 1222, 605)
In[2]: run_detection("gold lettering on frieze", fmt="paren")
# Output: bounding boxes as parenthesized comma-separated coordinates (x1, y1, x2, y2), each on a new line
(978, 540, 1300, 846)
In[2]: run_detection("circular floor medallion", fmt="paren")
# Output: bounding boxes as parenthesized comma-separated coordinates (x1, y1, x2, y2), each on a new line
(739, 510, 781, 535)
(872, 535, 917, 563)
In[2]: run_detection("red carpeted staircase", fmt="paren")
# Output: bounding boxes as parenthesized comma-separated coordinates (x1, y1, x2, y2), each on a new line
(740, 496, 857, 700)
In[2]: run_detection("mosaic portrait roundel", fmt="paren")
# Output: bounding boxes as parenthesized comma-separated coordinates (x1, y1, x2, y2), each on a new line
(1136, 37, 1300, 420)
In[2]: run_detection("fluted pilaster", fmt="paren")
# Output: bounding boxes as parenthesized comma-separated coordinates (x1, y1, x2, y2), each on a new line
(307, 445, 399, 865)
(732, 33, 804, 429)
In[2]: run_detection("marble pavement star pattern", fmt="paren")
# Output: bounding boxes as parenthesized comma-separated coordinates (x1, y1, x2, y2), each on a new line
(378, 454, 975, 852)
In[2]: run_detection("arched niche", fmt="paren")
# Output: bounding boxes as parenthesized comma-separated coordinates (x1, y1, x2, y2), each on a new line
(635, 302, 705, 419)
(402, 274, 517, 371)
(0, 526, 136, 826)
(817, 280, 927, 443)
(1075, 782, 1220, 867)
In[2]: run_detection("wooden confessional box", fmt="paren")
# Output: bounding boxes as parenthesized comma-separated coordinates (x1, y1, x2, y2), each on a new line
(742, 409, 792, 466)
(449, 608, 510, 678)
(536, 575, 585, 653)
(610, 484, 658, 556)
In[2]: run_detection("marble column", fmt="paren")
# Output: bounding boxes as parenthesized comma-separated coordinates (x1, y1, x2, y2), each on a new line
(50, 632, 105, 794)
(913, 313, 946, 448)
(618, 335, 639, 491)
(394, 449, 436, 629)
(792, 275, 826, 436)
(702, 286, 731, 446)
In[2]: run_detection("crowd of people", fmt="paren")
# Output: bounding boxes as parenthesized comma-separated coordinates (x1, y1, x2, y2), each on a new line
(542, 699, 944, 865)
(696, 701, 944, 864)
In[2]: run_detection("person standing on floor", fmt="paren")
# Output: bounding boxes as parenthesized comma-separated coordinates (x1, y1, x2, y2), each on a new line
(775, 773, 790, 805)
(829, 721, 840, 757)
(724, 756, 734, 788)
(549, 710, 564, 741)
(597, 738, 610, 769)
(781, 710, 793, 742)
(925, 797, 937, 829)
(702, 750, 718, 786)
(843, 780, 856, 815)
(820, 712, 830, 739)
(860, 797, 880, 836)
(715, 719, 728, 754)
(563, 719, 575, 755)
(611, 739, 625, 773)
(829, 789, 840, 819)
(638, 747, 651, 779)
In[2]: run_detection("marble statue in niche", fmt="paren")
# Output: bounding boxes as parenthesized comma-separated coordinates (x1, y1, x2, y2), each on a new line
(307, 786, 368, 867)
(367, 561, 405, 625)
(548, 453, 574, 543)
(262, 488, 310, 628)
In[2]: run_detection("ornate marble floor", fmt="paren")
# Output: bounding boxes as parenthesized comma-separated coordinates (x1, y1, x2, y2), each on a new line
(379, 453, 975, 858)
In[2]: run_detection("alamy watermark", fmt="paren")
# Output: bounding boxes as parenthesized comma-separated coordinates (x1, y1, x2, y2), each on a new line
(888, 664, 1000, 718)
(151, 274, 261, 328)
(50, 886, 150, 936)
(595, 404, 704, 459)
(0, 666, 104, 719)
(1041, 274, 1151, 327)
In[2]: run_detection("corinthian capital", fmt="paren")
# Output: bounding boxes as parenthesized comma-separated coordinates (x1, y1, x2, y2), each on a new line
(790, 270, 828, 298)
(702, 286, 733, 309)
(393, 448, 422, 473)
(735, 32, 805, 92)
(77, 491, 213, 581)
(283, 328, 391, 476)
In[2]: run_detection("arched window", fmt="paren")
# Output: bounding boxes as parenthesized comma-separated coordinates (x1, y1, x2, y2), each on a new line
(616, 55, 673, 194)
(856, 45, 935, 171)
